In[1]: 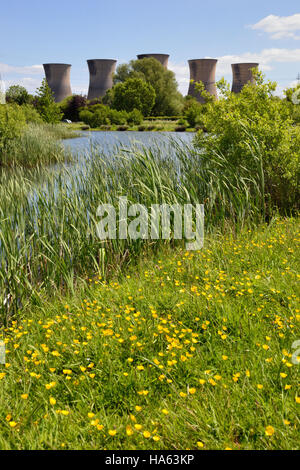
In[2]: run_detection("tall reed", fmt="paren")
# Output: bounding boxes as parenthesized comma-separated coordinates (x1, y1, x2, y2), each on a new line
(0, 136, 265, 323)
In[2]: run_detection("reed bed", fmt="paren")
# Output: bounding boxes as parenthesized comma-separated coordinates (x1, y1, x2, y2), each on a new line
(0, 137, 266, 323)
(0, 123, 76, 167)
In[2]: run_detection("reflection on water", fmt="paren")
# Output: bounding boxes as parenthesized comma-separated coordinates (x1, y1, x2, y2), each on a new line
(64, 131, 195, 150)
(63, 130, 195, 156)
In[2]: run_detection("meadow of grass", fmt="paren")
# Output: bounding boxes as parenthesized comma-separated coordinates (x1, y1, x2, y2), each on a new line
(0, 217, 299, 450)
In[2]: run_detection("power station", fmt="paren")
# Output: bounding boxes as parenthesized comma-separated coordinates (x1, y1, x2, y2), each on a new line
(87, 59, 117, 100)
(43, 63, 72, 102)
(137, 54, 169, 68)
(39, 56, 260, 103)
(188, 59, 218, 103)
(231, 63, 259, 93)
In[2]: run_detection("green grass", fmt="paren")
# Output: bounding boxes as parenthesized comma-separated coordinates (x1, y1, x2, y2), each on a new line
(0, 141, 265, 323)
(0, 123, 77, 167)
(0, 217, 299, 449)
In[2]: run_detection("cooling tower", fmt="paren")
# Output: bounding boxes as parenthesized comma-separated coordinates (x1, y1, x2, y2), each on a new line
(231, 63, 259, 93)
(188, 59, 218, 103)
(43, 63, 72, 102)
(137, 54, 169, 68)
(87, 59, 117, 100)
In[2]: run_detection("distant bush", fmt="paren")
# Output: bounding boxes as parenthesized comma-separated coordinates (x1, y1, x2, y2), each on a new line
(127, 108, 143, 125)
(21, 104, 43, 124)
(87, 98, 102, 106)
(79, 105, 110, 128)
(177, 117, 188, 126)
(108, 109, 128, 125)
(6, 85, 32, 105)
(184, 102, 204, 128)
(79, 103, 144, 128)
(60, 95, 87, 122)
(146, 116, 181, 121)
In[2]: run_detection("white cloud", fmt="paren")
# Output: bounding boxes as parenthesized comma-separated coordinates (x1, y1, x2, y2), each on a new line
(216, 48, 300, 74)
(169, 61, 190, 95)
(0, 62, 43, 75)
(1, 77, 43, 94)
(250, 14, 300, 40)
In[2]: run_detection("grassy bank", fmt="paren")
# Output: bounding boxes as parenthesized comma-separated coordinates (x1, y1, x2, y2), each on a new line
(0, 217, 299, 449)
(66, 120, 196, 132)
(0, 123, 77, 167)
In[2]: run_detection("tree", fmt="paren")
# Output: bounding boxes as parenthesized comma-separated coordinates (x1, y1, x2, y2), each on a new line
(60, 95, 87, 122)
(35, 79, 62, 123)
(6, 85, 32, 105)
(111, 78, 155, 116)
(113, 58, 183, 116)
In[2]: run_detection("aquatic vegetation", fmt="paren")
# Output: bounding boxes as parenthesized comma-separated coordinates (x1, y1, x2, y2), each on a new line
(0, 139, 268, 322)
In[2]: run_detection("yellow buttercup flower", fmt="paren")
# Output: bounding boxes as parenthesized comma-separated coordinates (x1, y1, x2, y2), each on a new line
(265, 425, 275, 436)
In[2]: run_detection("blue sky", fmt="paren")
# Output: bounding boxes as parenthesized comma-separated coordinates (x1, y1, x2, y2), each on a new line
(0, 0, 300, 96)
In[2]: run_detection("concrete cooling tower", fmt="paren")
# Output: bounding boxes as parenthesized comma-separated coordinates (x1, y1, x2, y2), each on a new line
(137, 54, 169, 68)
(188, 59, 218, 103)
(87, 59, 117, 100)
(43, 63, 72, 102)
(231, 63, 259, 93)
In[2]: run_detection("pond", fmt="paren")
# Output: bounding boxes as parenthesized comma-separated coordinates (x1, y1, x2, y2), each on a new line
(63, 130, 195, 159)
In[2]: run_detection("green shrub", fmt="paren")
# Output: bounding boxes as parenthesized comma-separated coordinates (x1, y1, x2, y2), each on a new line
(127, 108, 143, 125)
(21, 104, 43, 123)
(194, 71, 300, 213)
(184, 102, 204, 127)
(0, 104, 26, 151)
(108, 109, 128, 125)
(79, 106, 110, 128)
